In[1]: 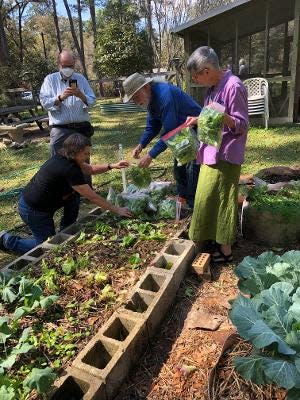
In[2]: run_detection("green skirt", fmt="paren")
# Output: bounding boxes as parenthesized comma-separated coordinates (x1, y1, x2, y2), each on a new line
(189, 160, 241, 245)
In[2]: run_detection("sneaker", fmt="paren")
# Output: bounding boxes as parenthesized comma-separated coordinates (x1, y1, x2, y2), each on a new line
(0, 231, 8, 251)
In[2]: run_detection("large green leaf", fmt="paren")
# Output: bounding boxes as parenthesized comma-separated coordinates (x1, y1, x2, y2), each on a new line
(230, 295, 263, 339)
(39, 295, 59, 309)
(0, 317, 12, 345)
(1, 286, 17, 304)
(248, 320, 295, 355)
(266, 262, 299, 286)
(281, 251, 300, 269)
(287, 388, 300, 400)
(264, 305, 293, 338)
(0, 386, 15, 400)
(286, 331, 300, 352)
(13, 306, 31, 321)
(23, 367, 56, 394)
(235, 253, 280, 295)
(260, 282, 294, 310)
(234, 355, 270, 385)
(264, 357, 300, 389)
(0, 355, 16, 370)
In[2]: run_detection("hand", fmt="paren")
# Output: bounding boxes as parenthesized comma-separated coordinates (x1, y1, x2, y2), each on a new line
(185, 116, 198, 127)
(71, 87, 84, 99)
(60, 88, 73, 101)
(115, 207, 133, 218)
(138, 154, 152, 168)
(132, 144, 143, 159)
(112, 160, 130, 169)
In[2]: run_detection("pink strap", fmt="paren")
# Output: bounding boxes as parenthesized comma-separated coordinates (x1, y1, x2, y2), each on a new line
(161, 121, 190, 142)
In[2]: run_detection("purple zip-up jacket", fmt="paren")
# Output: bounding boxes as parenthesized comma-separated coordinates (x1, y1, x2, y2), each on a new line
(197, 71, 248, 165)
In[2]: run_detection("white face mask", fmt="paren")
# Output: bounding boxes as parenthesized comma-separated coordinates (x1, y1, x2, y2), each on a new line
(60, 67, 74, 78)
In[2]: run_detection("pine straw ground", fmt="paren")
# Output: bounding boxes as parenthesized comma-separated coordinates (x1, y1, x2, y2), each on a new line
(114, 236, 300, 400)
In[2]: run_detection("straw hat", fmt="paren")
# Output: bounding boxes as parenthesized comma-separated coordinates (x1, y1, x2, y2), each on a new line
(123, 73, 153, 103)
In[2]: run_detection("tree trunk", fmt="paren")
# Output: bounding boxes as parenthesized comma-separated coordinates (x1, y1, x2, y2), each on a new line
(0, 11, 9, 66)
(52, 0, 62, 52)
(88, 0, 96, 49)
(62, 0, 88, 77)
(77, 0, 86, 74)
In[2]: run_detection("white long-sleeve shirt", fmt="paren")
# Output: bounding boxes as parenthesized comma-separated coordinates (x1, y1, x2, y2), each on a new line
(39, 72, 96, 126)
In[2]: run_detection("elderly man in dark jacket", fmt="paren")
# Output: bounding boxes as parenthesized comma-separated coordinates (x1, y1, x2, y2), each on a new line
(123, 73, 201, 208)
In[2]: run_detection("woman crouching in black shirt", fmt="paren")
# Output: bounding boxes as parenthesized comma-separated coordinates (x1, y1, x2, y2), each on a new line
(0, 134, 132, 254)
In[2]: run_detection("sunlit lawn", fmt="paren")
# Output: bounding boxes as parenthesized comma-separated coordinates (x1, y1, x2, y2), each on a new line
(0, 100, 299, 266)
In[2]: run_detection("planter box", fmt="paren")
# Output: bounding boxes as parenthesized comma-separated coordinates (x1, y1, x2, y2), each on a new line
(242, 202, 300, 246)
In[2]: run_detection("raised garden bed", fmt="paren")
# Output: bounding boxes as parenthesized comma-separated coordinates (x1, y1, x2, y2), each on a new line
(242, 181, 300, 246)
(0, 213, 187, 399)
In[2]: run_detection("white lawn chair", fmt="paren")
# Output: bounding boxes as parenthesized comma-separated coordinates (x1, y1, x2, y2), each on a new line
(244, 78, 269, 129)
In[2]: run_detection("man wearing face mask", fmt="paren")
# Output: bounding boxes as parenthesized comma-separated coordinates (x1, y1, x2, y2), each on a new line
(39, 50, 96, 229)
(40, 50, 96, 156)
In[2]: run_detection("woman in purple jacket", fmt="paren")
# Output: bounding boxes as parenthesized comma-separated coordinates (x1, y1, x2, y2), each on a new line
(186, 46, 248, 263)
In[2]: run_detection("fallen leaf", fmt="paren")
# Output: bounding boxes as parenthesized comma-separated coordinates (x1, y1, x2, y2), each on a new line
(87, 315, 100, 326)
(204, 295, 232, 309)
(176, 364, 197, 379)
(70, 281, 83, 291)
(210, 329, 236, 345)
(186, 307, 224, 331)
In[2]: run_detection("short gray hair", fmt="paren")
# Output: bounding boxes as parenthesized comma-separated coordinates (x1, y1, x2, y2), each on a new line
(61, 133, 91, 160)
(187, 46, 220, 72)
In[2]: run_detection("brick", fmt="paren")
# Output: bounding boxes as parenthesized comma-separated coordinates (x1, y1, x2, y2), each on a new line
(73, 312, 148, 399)
(49, 366, 106, 400)
(191, 252, 211, 280)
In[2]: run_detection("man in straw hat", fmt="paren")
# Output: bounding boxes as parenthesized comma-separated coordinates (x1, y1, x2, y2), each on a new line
(123, 72, 201, 209)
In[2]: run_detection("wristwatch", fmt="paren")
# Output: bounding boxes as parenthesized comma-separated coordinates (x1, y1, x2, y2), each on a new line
(58, 95, 63, 102)
(107, 163, 112, 170)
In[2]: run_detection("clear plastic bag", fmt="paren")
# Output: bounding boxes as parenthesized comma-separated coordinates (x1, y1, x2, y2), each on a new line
(116, 193, 149, 216)
(163, 127, 198, 166)
(106, 187, 117, 205)
(197, 102, 225, 148)
(148, 181, 175, 206)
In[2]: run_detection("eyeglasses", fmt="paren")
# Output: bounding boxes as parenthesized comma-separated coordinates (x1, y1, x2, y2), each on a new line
(191, 68, 208, 79)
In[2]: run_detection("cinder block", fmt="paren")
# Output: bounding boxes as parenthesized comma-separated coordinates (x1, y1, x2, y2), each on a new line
(77, 215, 98, 224)
(5, 256, 36, 272)
(25, 243, 53, 261)
(151, 239, 195, 289)
(89, 207, 103, 216)
(47, 232, 71, 245)
(61, 222, 84, 238)
(131, 267, 176, 338)
(50, 366, 106, 400)
(73, 312, 148, 399)
(191, 252, 211, 280)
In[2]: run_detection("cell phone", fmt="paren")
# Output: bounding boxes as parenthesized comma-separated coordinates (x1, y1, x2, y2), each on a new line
(69, 79, 78, 88)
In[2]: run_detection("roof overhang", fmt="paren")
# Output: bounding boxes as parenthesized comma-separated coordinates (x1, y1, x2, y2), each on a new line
(171, 0, 295, 43)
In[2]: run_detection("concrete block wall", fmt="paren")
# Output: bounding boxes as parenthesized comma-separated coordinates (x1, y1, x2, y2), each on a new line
(0, 207, 103, 273)
(0, 206, 195, 400)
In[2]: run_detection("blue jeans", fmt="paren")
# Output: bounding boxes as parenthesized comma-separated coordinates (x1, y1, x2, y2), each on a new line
(173, 159, 200, 208)
(3, 194, 79, 254)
